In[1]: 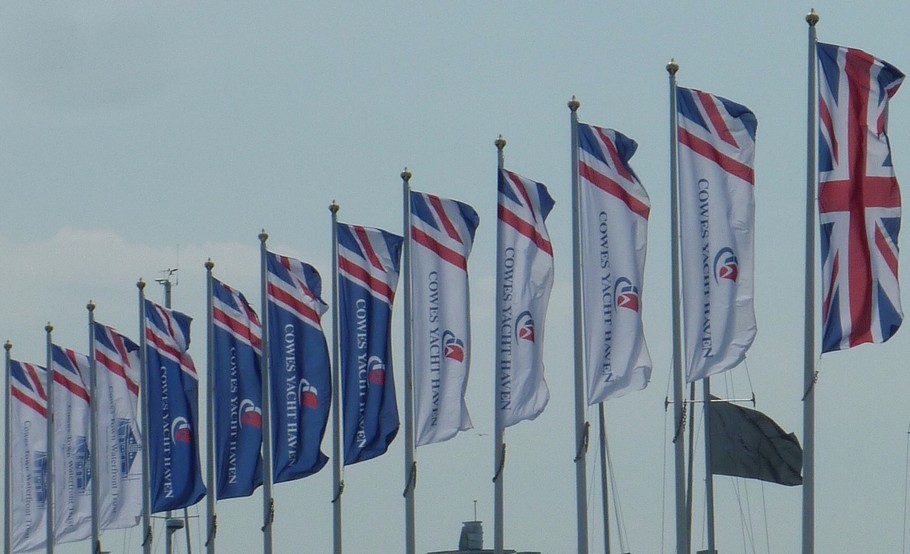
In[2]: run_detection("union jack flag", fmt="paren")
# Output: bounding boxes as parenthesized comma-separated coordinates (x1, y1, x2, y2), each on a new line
(267, 252, 328, 331)
(213, 278, 263, 354)
(818, 42, 905, 352)
(146, 300, 198, 379)
(51, 345, 90, 404)
(93, 322, 140, 398)
(10, 360, 48, 418)
(337, 223, 401, 305)
(410, 190, 479, 272)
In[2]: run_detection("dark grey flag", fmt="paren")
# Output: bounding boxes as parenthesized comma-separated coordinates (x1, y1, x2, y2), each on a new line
(708, 396, 803, 486)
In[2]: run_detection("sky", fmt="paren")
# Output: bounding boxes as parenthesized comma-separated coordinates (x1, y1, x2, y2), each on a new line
(2, 2, 910, 553)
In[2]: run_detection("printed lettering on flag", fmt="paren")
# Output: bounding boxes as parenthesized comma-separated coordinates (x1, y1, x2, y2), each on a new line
(338, 223, 402, 464)
(10, 360, 49, 553)
(497, 169, 555, 427)
(410, 190, 479, 446)
(578, 123, 652, 403)
(818, 42, 904, 352)
(677, 87, 758, 382)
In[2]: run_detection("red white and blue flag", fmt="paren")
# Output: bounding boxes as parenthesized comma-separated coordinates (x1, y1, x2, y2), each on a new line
(497, 169, 555, 427)
(410, 190, 479, 446)
(677, 87, 758, 382)
(818, 43, 904, 352)
(337, 223, 402, 464)
(10, 360, 49, 553)
(578, 123, 652, 403)
(266, 252, 331, 481)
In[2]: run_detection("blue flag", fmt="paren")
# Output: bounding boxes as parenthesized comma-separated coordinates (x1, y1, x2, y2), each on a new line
(144, 299, 206, 512)
(212, 278, 264, 499)
(266, 252, 331, 482)
(337, 223, 402, 465)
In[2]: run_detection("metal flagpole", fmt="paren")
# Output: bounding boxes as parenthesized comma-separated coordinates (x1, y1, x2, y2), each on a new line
(138, 280, 152, 554)
(493, 134, 506, 554)
(704, 379, 716, 553)
(259, 231, 274, 554)
(568, 96, 590, 554)
(4, 340, 12, 554)
(88, 302, 102, 554)
(667, 58, 690, 554)
(803, 9, 819, 554)
(597, 404, 610, 554)
(45, 323, 54, 554)
(685, 383, 695, 538)
(329, 201, 344, 554)
(204, 260, 217, 554)
(401, 168, 417, 554)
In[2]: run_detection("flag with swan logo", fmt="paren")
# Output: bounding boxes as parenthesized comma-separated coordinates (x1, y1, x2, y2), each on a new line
(578, 123, 652, 403)
(677, 87, 757, 382)
(818, 43, 904, 352)
(10, 360, 49, 552)
(212, 278, 264, 498)
(266, 252, 331, 481)
(337, 223, 402, 464)
(144, 299, 206, 512)
(497, 169, 555, 427)
(410, 189, 480, 446)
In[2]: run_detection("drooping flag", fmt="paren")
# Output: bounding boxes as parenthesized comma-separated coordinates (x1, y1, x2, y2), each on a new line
(337, 223, 402, 464)
(818, 43, 904, 352)
(212, 278, 264, 498)
(578, 123, 652, 403)
(50, 345, 92, 544)
(92, 322, 143, 530)
(266, 252, 331, 482)
(677, 87, 758, 382)
(10, 360, 49, 553)
(410, 190, 479, 446)
(144, 299, 206, 512)
(497, 169, 555, 427)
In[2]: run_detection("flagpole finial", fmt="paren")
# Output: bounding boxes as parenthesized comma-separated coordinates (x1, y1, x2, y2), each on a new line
(568, 95, 580, 112)
(259, 229, 268, 242)
(137, 278, 146, 291)
(401, 167, 412, 182)
(806, 8, 819, 26)
(87, 300, 95, 312)
(45, 322, 53, 333)
(666, 58, 679, 75)
(4, 340, 11, 352)
(204, 259, 214, 271)
(495, 135, 506, 151)
(329, 201, 339, 214)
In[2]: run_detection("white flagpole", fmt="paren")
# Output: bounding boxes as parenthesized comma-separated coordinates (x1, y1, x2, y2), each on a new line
(401, 167, 417, 554)
(568, 96, 589, 554)
(803, 9, 819, 554)
(329, 201, 344, 554)
(703, 379, 716, 552)
(4, 340, 12, 554)
(88, 302, 102, 554)
(493, 135, 506, 554)
(138, 280, 152, 554)
(45, 323, 54, 554)
(597, 404, 610, 554)
(259, 231, 274, 554)
(667, 58, 690, 554)
(204, 260, 217, 554)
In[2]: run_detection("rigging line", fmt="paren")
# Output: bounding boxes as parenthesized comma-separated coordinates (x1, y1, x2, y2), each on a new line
(743, 478, 758, 554)
(604, 428, 629, 553)
(759, 481, 771, 554)
(903, 419, 910, 554)
(731, 476, 750, 554)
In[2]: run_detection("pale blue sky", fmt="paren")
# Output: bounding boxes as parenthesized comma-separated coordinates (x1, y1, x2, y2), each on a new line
(2, 2, 910, 553)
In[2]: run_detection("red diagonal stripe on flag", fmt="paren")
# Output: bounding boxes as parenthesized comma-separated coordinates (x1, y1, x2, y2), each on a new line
(411, 226, 468, 270)
(696, 90, 739, 148)
(96, 350, 140, 396)
(428, 195, 464, 245)
(339, 256, 396, 302)
(678, 128, 754, 185)
(498, 204, 553, 256)
(579, 161, 651, 219)
(353, 226, 386, 271)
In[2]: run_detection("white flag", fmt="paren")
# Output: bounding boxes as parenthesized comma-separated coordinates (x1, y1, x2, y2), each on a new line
(579, 124, 653, 403)
(10, 360, 49, 553)
(93, 323, 143, 529)
(497, 169, 555, 427)
(677, 87, 757, 382)
(410, 190, 479, 446)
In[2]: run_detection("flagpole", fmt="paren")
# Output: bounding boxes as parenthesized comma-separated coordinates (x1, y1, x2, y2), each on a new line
(88, 302, 102, 554)
(4, 340, 12, 554)
(803, 9, 819, 554)
(138, 280, 152, 554)
(597, 403, 610, 554)
(401, 167, 417, 554)
(703, 379, 716, 553)
(329, 201, 344, 554)
(568, 95, 590, 554)
(259, 231, 274, 554)
(204, 260, 217, 554)
(45, 323, 54, 554)
(667, 58, 690, 554)
(493, 135, 507, 554)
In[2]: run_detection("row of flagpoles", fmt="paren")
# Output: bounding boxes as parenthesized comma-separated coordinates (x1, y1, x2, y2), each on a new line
(3, 11, 904, 554)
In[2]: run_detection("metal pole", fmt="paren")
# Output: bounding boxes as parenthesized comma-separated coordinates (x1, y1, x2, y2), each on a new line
(259, 231, 274, 554)
(667, 58, 691, 554)
(205, 260, 216, 554)
(704, 379, 716, 552)
(685, 383, 695, 539)
(494, 135, 507, 554)
(402, 168, 417, 554)
(568, 96, 589, 554)
(88, 302, 102, 554)
(330, 201, 343, 554)
(4, 340, 12, 554)
(598, 403, 610, 554)
(45, 323, 54, 554)
(138, 280, 152, 554)
(803, 9, 819, 554)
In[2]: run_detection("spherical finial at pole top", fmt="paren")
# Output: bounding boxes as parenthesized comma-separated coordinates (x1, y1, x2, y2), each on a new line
(666, 58, 679, 75)
(259, 229, 268, 242)
(329, 200, 340, 214)
(45, 322, 53, 333)
(137, 278, 146, 291)
(205, 258, 214, 271)
(4, 340, 12, 352)
(568, 95, 580, 112)
(401, 167, 412, 182)
(806, 8, 819, 26)
(87, 300, 95, 312)
(495, 134, 506, 151)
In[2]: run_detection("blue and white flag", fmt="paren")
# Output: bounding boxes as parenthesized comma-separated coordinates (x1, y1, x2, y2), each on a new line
(144, 299, 206, 512)
(410, 190, 479, 446)
(50, 345, 92, 544)
(578, 123, 653, 403)
(337, 223, 402, 464)
(213, 278, 264, 498)
(677, 87, 757, 382)
(497, 169, 555, 427)
(10, 360, 49, 553)
(266, 252, 331, 482)
(92, 322, 143, 530)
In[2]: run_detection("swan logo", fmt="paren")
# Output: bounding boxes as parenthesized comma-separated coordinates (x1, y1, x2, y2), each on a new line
(367, 356, 386, 385)
(240, 399, 262, 429)
(300, 379, 319, 409)
(442, 331, 465, 363)
(172, 417, 192, 444)
(515, 311, 535, 343)
(615, 277, 641, 312)
(714, 247, 738, 282)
